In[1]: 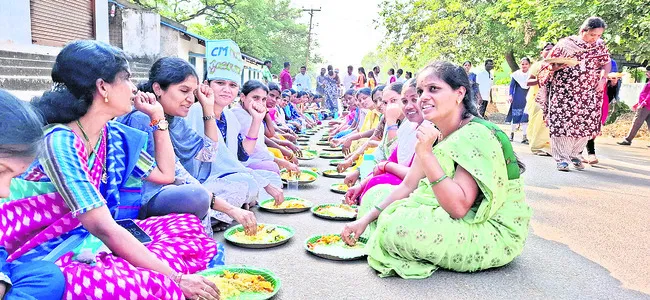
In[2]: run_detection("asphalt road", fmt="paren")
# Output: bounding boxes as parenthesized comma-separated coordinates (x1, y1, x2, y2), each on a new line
(212, 124, 650, 300)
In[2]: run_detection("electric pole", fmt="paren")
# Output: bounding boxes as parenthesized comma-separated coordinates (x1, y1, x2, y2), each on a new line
(302, 7, 321, 68)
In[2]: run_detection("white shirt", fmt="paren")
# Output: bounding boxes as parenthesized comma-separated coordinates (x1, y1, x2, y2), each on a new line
(342, 73, 357, 90)
(395, 76, 406, 84)
(374, 73, 383, 85)
(294, 73, 312, 92)
(476, 70, 493, 100)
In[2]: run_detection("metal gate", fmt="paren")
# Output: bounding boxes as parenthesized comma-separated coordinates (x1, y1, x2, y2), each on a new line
(30, 0, 95, 46)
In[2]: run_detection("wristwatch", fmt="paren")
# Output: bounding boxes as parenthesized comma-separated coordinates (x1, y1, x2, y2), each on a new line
(150, 118, 169, 131)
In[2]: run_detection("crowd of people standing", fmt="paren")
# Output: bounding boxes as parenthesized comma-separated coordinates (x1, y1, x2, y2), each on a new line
(261, 60, 413, 119)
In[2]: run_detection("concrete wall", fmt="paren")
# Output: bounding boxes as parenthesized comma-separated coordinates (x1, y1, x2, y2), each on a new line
(619, 83, 645, 107)
(177, 35, 206, 80)
(95, 0, 110, 43)
(0, 0, 32, 45)
(108, 5, 123, 48)
(492, 83, 645, 114)
(160, 25, 179, 57)
(121, 9, 160, 59)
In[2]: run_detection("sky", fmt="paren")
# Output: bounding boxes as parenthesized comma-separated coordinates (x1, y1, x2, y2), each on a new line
(289, 0, 384, 70)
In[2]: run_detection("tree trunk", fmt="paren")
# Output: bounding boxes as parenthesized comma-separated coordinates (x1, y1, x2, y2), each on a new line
(504, 50, 519, 72)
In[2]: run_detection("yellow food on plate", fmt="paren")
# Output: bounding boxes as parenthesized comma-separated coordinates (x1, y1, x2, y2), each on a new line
(333, 184, 349, 192)
(280, 172, 316, 181)
(323, 170, 345, 175)
(263, 199, 307, 209)
(231, 225, 286, 243)
(307, 235, 341, 250)
(205, 270, 274, 299)
(315, 205, 357, 218)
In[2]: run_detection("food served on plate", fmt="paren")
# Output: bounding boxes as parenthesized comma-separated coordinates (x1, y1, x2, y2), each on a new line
(313, 204, 357, 218)
(319, 152, 344, 159)
(261, 199, 308, 209)
(322, 147, 341, 152)
(231, 224, 286, 244)
(331, 183, 349, 193)
(204, 270, 274, 299)
(322, 169, 348, 177)
(299, 151, 317, 159)
(280, 171, 316, 182)
(306, 234, 366, 259)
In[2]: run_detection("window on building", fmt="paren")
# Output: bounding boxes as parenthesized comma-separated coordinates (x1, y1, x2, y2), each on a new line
(189, 56, 196, 67)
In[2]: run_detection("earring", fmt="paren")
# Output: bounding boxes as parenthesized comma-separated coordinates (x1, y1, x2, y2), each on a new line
(104, 96, 109, 103)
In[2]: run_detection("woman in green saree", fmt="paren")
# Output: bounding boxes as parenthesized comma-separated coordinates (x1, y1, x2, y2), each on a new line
(341, 61, 532, 278)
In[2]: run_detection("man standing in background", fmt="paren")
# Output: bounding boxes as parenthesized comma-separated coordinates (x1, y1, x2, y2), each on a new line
(476, 59, 495, 118)
(262, 60, 273, 84)
(342, 65, 357, 91)
(373, 65, 382, 84)
(294, 66, 312, 92)
(280, 62, 292, 90)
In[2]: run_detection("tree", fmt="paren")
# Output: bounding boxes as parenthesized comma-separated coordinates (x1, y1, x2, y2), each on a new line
(129, 0, 237, 24)
(361, 50, 406, 75)
(187, 0, 321, 74)
(377, 0, 649, 72)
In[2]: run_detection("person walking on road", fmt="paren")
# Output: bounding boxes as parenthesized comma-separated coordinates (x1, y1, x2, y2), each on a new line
(476, 59, 495, 118)
(505, 57, 532, 144)
(617, 67, 650, 147)
(541, 17, 611, 172)
(525, 42, 555, 156)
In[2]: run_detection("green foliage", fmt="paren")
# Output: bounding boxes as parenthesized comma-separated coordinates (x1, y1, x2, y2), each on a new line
(605, 101, 632, 125)
(188, 0, 321, 74)
(628, 67, 648, 83)
(376, 0, 649, 73)
(129, 0, 236, 23)
(133, 0, 320, 74)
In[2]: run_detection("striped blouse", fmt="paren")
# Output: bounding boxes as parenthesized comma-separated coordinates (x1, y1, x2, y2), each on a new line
(22, 124, 155, 217)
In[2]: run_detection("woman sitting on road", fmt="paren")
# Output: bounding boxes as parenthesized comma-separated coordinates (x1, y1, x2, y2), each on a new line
(2, 41, 220, 299)
(331, 87, 380, 149)
(230, 80, 300, 174)
(341, 61, 532, 278)
(329, 89, 359, 138)
(118, 57, 257, 233)
(187, 49, 285, 208)
(344, 79, 424, 205)
(337, 83, 404, 183)
(0, 89, 65, 300)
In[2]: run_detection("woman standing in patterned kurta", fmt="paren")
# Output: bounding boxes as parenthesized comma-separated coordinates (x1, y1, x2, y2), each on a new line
(340, 61, 531, 278)
(542, 17, 611, 171)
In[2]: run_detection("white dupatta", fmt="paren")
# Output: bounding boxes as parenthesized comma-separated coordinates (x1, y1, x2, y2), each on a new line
(511, 69, 531, 90)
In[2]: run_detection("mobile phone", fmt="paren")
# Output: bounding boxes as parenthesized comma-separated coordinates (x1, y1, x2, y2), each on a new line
(116, 219, 153, 244)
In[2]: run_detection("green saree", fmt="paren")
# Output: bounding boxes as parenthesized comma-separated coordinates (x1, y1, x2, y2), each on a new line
(359, 120, 532, 278)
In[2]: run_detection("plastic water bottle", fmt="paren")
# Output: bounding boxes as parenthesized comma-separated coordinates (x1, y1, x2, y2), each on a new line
(359, 153, 375, 180)
(286, 171, 299, 194)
